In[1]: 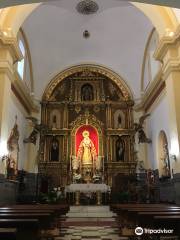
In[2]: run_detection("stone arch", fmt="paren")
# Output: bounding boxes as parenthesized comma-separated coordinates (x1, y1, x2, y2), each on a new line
(0, 3, 178, 38)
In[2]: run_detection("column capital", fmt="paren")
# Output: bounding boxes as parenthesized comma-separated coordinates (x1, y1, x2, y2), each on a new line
(0, 29, 22, 63)
(154, 25, 180, 62)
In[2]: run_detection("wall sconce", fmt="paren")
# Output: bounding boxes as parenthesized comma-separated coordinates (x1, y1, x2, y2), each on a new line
(170, 154, 177, 161)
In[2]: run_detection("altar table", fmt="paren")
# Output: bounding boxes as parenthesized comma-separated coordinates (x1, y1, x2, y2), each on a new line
(65, 184, 110, 205)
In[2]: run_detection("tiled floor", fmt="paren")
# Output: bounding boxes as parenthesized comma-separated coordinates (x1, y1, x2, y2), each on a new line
(54, 206, 122, 240)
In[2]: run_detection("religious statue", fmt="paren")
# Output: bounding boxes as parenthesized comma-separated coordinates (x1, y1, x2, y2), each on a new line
(6, 158, 17, 180)
(161, 143, 170, 177)
(116, 137, 125, 161)
(81, 84, 94, 101)
(50, 138, 59, 161)
(77, 130, 97, 182)
(77, 130, 97, 167)
(52, 115, 57, 129)
(72, 156, 79, 171)
(134, 114, 152, 144)
(6, 117, 19, 179)
(117, 114, 122, 129)
(24, 117, 48, 145)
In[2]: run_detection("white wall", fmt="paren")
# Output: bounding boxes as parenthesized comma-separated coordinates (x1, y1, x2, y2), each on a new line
(146, 94, 170, 170)
(6, 93, 29, 171)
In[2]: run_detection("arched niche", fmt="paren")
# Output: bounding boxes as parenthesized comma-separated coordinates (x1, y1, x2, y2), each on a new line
(158, 130, 171, 178)
(114, 110, 125, 129)
(71, 114, 103, 158)
(50, 109, 60, 129)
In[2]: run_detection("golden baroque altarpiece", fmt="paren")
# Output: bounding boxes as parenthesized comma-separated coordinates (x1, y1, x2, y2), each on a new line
(39, 65, 136, 188)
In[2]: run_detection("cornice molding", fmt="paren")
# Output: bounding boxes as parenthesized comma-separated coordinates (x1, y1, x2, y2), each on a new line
(135, 68, 165, 112)
(154, 25, 180, 62)
(136, 55, 180, 112)
(0, 32, 22, 63)
(12, 71, 39, 114)
(162, 57, 180, 81)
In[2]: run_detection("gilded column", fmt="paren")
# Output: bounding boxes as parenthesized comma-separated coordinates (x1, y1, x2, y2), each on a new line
(106, 101, 111, 129)
(63, 102, 68, 129)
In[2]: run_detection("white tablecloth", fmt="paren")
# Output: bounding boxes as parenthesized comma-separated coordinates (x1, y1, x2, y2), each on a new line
(65, 183, 110, 193)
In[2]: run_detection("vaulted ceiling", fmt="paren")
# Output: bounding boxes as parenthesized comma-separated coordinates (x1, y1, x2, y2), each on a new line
(22, 0, 153, 99)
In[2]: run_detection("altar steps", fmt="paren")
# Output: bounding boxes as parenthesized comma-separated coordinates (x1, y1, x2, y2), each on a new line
(54, 206, 123, 240)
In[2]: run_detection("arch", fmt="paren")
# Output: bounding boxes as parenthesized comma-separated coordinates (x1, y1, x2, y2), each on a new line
(42, 64, 133, 101)
(0, 2, 178, 38)
(158, 130, 171, 178)
(141, 28, 161, 91)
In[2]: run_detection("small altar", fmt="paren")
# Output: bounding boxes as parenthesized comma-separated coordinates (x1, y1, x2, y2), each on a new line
(65, 184, 110, 205)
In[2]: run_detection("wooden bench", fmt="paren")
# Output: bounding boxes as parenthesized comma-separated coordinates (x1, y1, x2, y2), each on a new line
(0, 219, 39, 240)
(111, 203, 180, 235)
(0, 204, 69, 239)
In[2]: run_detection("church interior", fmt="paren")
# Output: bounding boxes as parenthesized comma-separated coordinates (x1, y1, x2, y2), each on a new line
(1, 0, 180, 239)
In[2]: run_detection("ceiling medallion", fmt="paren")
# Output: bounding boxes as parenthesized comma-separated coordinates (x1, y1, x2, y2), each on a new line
(83, 30, 90, 39)
(76, 0, 99, 15)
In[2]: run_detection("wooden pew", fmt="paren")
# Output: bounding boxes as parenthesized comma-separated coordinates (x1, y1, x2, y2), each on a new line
(111, 204, 180, 233)
(0, 219, 39, 240)
(0, 228, 16, 240)
(0, 204, 69, 239)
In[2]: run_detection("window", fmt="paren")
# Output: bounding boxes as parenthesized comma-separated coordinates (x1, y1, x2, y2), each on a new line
(16, 29, 33, 93)
(17, 39, 26, 79)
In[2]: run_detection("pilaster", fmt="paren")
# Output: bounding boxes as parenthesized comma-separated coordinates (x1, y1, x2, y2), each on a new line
(154, 28, 180, 173)
(0, 46, 14, 174)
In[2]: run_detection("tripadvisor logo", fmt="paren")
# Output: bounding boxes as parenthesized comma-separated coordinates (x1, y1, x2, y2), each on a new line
(135, 227, 143, 236)
(135, 227, 174, 235)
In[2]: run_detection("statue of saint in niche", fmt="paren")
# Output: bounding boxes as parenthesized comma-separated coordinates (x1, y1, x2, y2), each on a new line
(116, 137, 125, 162)
(52, 115, 57, 129)
(161, 143, 171, 177)
(81, 84, 94, 101)
(117, 114, 122, 128)
(50, 138, 59, 161)
(77, 130, 97, 167)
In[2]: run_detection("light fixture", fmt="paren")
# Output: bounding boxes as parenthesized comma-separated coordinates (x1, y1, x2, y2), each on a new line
(3, 31, 8, 36)
(170, 154, 177, 161)
(83, 30, 90, 39)
(168, 31, 175, 37)
(165, 28, 175, 38)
